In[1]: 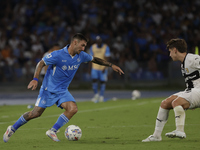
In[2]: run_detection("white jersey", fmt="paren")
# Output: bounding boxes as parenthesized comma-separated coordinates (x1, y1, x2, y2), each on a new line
(173, 53, 200, 109)
(181, 53, 200, 89)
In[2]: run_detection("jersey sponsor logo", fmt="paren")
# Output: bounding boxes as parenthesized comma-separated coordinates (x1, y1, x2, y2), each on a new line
(187, 74, 197, 79)
(184, 70, 200, 81)
(62, 64, 80, 71)
(62, 60, 67, 62)
(68, 64, 79, 70)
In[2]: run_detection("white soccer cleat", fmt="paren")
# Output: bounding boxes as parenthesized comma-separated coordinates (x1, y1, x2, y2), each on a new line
(46, 130, 60, 142)
(142, 135, 162, 142)
(3, 125, 15, 143)
(165, 130, 186, 139)
(99, 96, 104, 102)
(91, 94, 99, 103)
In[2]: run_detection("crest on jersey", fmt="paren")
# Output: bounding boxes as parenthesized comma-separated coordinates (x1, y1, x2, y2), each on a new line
(77, 58, 81, 62)
(42, 100, 46, 105)
(185, 68, 189, 73)
(62, 65, 67, 70)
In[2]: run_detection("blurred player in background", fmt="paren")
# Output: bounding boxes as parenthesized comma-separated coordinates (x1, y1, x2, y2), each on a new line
(3, 33, 124, 142)
(40, 43, 60, 78)
(142, 38, 200, 142)
(90, 36, 111, 102)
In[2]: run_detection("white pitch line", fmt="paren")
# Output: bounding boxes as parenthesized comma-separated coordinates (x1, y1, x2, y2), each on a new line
(0, 101, 161, 125)
(0, 104, 133, 125)
(137, 102, 148, 105)
(9, 123, 200, 131)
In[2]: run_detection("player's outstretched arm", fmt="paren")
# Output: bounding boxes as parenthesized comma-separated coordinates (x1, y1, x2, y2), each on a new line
(91, 57, 124, 75)
(27, 60, 46, 90)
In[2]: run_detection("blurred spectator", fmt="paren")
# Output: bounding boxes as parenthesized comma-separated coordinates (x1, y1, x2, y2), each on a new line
(8, 35, 20, 50)
(0, 33, 7, 50)
(124, 55, 139, 79)
(146, 54, 163, 80)
(40, 43, 60, 80)
(31, 38, 44, 54)
(0, 0, 200, 83)
(112, 36, 125, 53)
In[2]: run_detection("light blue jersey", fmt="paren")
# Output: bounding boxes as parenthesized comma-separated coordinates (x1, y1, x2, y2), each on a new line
(42, 45, 93, 93)
(36, 45, 93, 108)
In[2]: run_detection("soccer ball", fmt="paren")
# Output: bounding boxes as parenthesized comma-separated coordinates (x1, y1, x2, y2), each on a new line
(64, 125, 82, 141)
(131, 90, 141, 100)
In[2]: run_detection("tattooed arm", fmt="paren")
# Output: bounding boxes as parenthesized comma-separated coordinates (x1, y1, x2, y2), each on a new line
(91, 57, 124, 75)
(91, 57, 113, 67)
(27, 60, 46, 90)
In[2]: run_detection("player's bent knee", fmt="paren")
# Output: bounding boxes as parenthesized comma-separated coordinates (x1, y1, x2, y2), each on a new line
(160, 99, 172, 109)
(160, 95, 177, 109)
(70, 107, 78, 115)
(171, 98, 190, 109)
(65, 104, 78, 115)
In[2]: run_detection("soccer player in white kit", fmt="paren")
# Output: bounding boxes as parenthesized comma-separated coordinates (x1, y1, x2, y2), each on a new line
(142, 38, 200, 142)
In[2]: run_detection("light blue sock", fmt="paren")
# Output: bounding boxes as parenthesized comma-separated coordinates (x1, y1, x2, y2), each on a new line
(100, 83, 106, 96)
(92, 82, 98, 94)
(12, 115, 28, 131)
(51, 114, 69, 132)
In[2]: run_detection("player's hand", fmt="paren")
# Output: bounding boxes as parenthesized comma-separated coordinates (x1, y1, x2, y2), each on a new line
(112, 65, 124, 75)
(27, 80, 38, 90)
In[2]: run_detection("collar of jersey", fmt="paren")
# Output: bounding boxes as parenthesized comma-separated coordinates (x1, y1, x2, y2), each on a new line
(64, 44, 77, 58)
(64, 44, 70, 53)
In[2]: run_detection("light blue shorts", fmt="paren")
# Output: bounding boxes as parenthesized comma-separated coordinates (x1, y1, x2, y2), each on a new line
(91, 69, 108, 81)
(35, 88, 75, 109)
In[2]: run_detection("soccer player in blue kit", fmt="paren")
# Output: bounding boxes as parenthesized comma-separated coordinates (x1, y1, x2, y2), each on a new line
(3, 33, 124, 142)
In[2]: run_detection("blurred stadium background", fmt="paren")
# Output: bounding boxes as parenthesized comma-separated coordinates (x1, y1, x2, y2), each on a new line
(1, 0, 199, 99)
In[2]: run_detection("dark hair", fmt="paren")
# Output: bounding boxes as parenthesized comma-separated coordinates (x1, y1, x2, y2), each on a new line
(51, 43, 60, 48)
(166, 38, 187, 53)
(71, 33, 88, 43)
(52, 43, 60, 47)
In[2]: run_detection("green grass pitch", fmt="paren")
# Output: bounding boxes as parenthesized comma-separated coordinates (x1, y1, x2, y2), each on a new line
(0, 97, 200, 150)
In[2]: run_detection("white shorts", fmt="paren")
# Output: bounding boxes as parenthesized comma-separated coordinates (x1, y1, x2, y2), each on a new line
(174, 88, 200, 109)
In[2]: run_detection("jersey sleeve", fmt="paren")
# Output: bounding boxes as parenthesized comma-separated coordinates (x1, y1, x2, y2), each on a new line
(42, 51, 59, 65)
(81, 51, 93, 63)
(105, 46, 111, 57)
